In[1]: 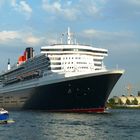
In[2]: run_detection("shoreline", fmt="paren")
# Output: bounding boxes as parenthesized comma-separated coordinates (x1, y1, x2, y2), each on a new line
(107, 105, 140, 109)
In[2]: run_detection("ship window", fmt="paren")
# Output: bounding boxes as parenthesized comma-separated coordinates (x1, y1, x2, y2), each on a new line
(5, 97, 10, 99)
(94, 64, 101, 66)
(5, 101, 9, 103)
(20, 97, 28, 99)
(51, 62, 61, 65)
(51, 67, 61, 70)
(20, 101, 25, 102)
(41, 48, 107, 54)
(11, 101, 17, 103)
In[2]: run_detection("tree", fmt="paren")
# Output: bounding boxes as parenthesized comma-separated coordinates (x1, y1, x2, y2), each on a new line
(118, 98, 123, 105)
(126, 99, 131, 105)
(132, 98, 138, 105)
(108, 98, 115, 105)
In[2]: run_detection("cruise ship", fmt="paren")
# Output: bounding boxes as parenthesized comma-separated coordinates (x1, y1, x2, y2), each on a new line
(0, 28, 124, 113)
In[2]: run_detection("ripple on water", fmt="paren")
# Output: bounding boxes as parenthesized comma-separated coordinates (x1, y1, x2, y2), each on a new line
(0, 109, 140, 140)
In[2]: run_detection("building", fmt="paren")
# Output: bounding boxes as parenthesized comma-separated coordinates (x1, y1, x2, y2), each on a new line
(118, 95, 128, 104)
(135, 96, 140, 104)
(110, 94, 140, 105)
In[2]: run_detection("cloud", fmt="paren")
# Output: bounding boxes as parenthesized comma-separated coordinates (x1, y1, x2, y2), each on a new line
(105, 0, 140, 19)
(11, 0, 32, 19)
(81, 29, 134, 40)
(128, 0, 140, 5)
(24, 35, 43, 46)
(0, 29, 65, 47)
(0, 0, 4, 8)
(78, 0, 107, 18)
(42, 0, 107, 21)
(0, 30, 43, 46)
(42, 0, 79, 20)
(78, 28, 139, 54)
(42, 0, 140, 21)
(0, 31, 20, 41)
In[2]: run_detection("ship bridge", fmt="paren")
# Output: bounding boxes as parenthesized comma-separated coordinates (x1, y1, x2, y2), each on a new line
(41, 28, 108, 74)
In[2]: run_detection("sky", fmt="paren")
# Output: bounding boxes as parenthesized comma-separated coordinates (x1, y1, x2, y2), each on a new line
(0, 0, 140, 97)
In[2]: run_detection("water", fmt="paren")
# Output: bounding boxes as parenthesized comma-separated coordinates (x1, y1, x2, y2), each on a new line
(0, 109, 140, 140)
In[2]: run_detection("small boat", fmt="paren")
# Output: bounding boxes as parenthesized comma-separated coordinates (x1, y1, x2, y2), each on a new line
(0, 108, 9, 124)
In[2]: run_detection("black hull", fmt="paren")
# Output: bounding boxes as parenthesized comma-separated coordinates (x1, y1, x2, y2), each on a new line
(0, 71, 123, 113)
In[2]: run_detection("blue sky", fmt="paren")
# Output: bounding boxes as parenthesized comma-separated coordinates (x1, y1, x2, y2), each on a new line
(0, 0, 140, 97)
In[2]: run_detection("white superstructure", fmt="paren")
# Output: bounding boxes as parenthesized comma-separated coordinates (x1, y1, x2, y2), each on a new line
(41, 28, 108, 76)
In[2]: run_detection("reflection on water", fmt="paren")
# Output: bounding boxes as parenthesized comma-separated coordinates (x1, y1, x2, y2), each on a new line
(0, 109, 140, 140)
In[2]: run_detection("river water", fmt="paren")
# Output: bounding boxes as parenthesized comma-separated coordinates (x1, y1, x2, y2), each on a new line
(0, 109, 140, 140)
